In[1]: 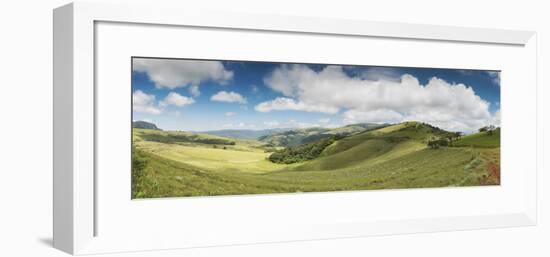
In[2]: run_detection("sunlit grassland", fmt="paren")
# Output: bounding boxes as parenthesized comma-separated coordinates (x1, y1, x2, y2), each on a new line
(131, 122, 500, 199)
(135, 140, 287, 174)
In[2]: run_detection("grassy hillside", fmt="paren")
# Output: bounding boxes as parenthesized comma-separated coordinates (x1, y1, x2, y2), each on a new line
(132, 121, 500, 198)
(134, 128, 236, 145)
(134, 128, 283, 174)
(293, 122, 437, 171)
(133, 146, 491, 198)
(324, 123, 387, 135)
(453, 128, 500, 148)
(131, 148, 289, 198)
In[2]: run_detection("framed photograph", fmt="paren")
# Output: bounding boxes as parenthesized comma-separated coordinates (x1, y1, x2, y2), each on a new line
(54, 1, 538, 255)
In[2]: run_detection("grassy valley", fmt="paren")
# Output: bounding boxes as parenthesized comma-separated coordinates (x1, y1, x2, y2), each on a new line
(132, 121, 500, 198)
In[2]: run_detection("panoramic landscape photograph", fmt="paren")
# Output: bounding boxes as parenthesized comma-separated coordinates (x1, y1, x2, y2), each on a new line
(131, 57, 501, 199)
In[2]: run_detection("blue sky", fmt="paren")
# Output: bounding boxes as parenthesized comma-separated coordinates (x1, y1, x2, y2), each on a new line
(132, 57, 500, 133)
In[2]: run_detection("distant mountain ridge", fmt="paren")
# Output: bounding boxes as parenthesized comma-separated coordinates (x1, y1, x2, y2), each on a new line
(200, 128, 292, 140)
(132, 121, 160, 130)
(133, 121, 387, 145)
(258, 123, 387, 147)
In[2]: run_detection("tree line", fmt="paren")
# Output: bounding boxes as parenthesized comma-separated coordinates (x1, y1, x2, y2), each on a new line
(427, 125, 499, 149)
(140, 133, 236, 145)
(268, 135, 344, 164)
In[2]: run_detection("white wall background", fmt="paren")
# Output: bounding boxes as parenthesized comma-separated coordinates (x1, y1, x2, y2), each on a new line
(0, 0, 546, 256)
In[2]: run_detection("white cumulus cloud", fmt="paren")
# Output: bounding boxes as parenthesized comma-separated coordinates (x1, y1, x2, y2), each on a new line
(134, 91, 195, 115)
(160, 92, 195, 107)
(254, 97, 339, 114)
(343, 109, 403, 124)
(257, 64, 498, 132)
(133, 90, 162, 115)
(211, 91, 247, 104)
(133, 58, 233, 96)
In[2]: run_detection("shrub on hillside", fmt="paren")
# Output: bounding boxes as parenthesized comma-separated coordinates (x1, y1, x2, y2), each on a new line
(427, 139, 449, 149)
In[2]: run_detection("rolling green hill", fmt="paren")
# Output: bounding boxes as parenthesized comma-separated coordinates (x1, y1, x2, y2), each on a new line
(326, 123, 388, 135)
(133, 128, 236, 145)
(293, 121, 445, 171)
(453, 128, 500, 148)
(131, 121, 500, 198)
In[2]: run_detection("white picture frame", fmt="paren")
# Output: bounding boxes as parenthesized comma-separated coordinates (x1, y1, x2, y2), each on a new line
(53, 1, 538, 255)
